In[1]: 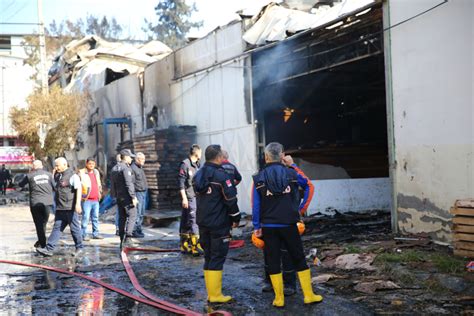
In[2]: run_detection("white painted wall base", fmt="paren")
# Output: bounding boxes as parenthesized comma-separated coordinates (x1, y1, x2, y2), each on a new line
(307, 178, 391, 215)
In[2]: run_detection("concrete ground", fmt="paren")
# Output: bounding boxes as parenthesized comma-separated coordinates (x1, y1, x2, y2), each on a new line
(0, 200, 373, 315)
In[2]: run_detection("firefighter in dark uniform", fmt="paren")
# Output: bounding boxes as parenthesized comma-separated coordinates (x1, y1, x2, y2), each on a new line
(252, 142, 322, 308)
(193, 144, 241, 303)
(221, 150, 242, 186)
(178, 144, 202, 256)
(110, 149, 138, 246)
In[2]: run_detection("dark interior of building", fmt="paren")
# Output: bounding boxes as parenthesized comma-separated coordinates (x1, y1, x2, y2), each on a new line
(252, 5, 388, 179)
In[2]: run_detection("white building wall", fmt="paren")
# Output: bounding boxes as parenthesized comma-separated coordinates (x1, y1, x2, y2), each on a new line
(170, 59, 258, 213)
(174, 21, 246, 78)
(0, 36, 35, 137)
(389, 0, 474, 242)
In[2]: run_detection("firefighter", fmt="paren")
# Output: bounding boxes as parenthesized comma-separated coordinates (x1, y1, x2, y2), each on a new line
(252, 142, 322, 308)
(220, 150, 242, 186)
(261, 154, 314, 296)
(178, 144, 202, 256)
(193, 144, 241, 303)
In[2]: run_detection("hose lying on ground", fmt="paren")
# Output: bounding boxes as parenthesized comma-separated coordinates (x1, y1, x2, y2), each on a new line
(0, 240, 244, 316)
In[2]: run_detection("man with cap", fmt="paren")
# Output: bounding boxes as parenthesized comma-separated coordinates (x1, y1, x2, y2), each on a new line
(19, 159, 55, 249)
(36, 157, 83, 257)
(178, 144, 202, 256)
(110, 149, 138, 246)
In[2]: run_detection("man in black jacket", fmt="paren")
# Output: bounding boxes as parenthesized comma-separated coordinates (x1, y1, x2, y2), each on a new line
(131, 152, 148, 238)
(110, 149, 138, 245)
(19, 160, 55, 248)
(193, 144, 241, 303)
(36, 157, 83, 257)
(0, 164, 11, 195)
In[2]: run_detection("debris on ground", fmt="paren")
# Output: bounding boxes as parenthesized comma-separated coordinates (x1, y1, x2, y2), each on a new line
(326, 253, 377, 271)
(354, 280, 400, 294)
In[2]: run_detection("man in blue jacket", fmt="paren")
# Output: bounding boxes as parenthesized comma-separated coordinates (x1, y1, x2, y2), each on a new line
(193, 144, 241, 303)
(252, 142, 322, 308)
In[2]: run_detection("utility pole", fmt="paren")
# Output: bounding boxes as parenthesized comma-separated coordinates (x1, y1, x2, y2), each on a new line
(37, 0, 48, 94)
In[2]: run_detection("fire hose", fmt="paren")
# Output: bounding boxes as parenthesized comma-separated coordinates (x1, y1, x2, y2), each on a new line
(0, 240, 245, 316)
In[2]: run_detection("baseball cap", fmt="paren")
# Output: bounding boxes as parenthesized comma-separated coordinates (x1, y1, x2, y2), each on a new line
(120, 149, 135, 158)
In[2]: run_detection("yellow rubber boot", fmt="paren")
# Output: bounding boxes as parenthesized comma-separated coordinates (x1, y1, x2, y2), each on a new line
(269, 273, 285, 307)
(203, 270, 210, 300)
(207, 270, 232, 303)
(297, 269, 323, 304)
(180, 234, 191, 254)
(191, 235, 204, 257)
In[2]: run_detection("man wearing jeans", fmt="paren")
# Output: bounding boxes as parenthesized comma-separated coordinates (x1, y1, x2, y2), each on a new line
(79, 157, 103, 241)
(36, 157, 83, 257)
(131, 152, 148, 238)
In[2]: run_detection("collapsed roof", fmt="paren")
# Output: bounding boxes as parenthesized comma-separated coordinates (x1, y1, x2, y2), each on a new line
(48, 35, 172, 93)
(243, 0, 375, 45)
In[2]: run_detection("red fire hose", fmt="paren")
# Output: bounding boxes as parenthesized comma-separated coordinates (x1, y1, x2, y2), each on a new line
(0, 240, 244, 316)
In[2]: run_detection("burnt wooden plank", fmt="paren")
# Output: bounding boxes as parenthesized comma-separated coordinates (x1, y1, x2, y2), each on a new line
(454, 241, 474, 251)
(454, 233, 474, 242)
(454, 249, 474, 258)
(453, 217, 474, 226)
(454, 224, 474, 234)
(455, 199, 474, 209)
(450, 207, 474, 216)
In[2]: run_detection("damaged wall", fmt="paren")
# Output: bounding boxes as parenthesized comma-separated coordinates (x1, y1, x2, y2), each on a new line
(74, 75, 143, 164)
(388, 0, 474, 242)
(143, 54, 174, 131)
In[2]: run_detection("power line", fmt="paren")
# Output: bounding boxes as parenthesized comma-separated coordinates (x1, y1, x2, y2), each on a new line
(0, 22, 40, 25)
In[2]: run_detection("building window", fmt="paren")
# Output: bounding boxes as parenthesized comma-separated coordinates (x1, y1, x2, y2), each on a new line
(8, 139, 15, 146)
(0, 36, 11, 52)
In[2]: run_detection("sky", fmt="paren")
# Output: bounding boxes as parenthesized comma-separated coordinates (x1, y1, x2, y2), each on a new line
(0, 0, 271, 40)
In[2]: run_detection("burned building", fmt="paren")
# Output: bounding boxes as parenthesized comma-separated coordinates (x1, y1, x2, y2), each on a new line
(70, 0, 473, 244)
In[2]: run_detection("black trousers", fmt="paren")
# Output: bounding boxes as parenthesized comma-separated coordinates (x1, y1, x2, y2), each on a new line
(199, 226, 231, 270)
(30, 203, 51, 248)
(264, 244, 296, 287)
(262, 225, 308, 275)
(0, 181, 7, 195)
(118, 200, 137, 240)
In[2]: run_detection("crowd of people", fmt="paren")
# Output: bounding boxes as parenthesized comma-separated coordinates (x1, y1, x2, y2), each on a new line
(19, 141, 323, 308)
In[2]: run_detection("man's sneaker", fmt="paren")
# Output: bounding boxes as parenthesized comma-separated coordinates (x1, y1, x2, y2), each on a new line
(36, 247, 53, 257)
(115, 229, 120, 236)
(72, 248, 83, 257)
(33, 241, 41, 248)
(83, 236, 90, 241)
(92, 235, 104, 240)
(132, 231, 145, 238)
